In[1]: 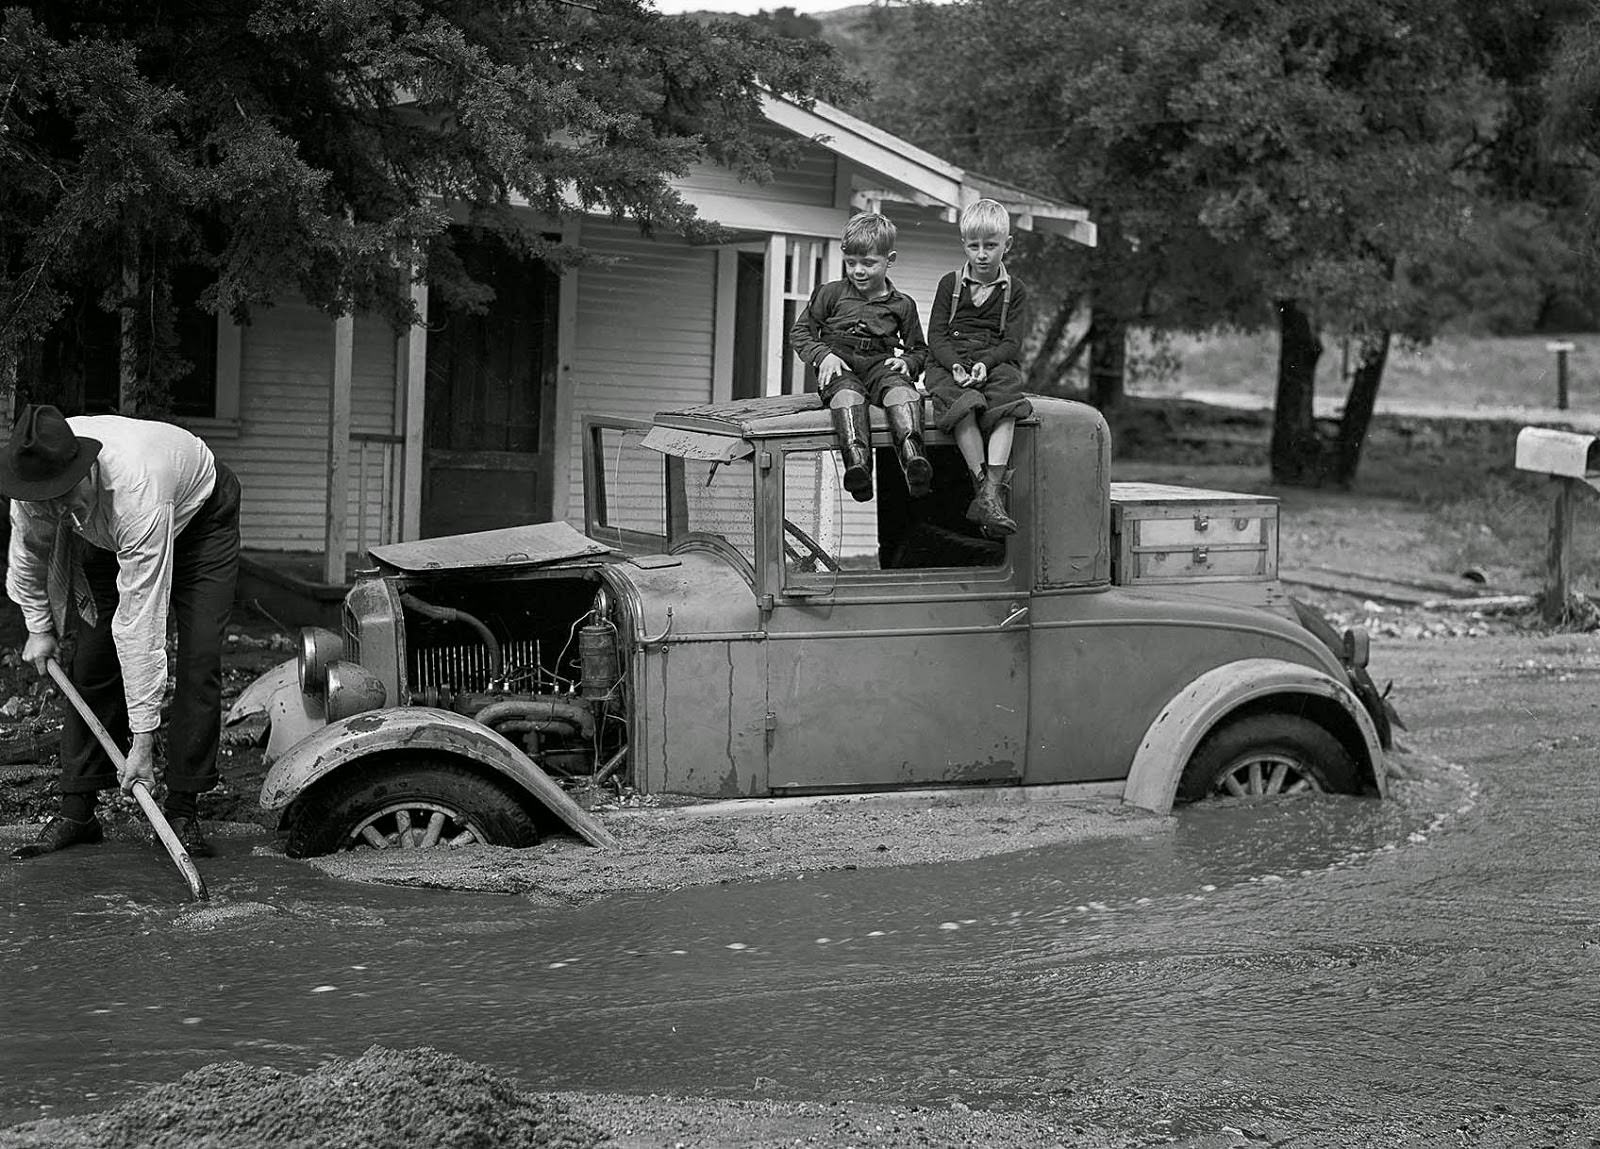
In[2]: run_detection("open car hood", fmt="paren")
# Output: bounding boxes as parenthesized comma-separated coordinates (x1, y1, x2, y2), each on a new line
(367, 521, 613, 574)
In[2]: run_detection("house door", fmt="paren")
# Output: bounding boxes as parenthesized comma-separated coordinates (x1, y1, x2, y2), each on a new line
(422, 231, 559, 537)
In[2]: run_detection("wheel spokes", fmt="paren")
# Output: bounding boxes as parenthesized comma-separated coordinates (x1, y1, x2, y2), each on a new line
(1219, 755, 1321, 798)
(347, 802, 484, 851)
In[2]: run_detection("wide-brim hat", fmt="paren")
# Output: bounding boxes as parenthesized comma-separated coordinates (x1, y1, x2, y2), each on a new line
(0, 404, 102, 500)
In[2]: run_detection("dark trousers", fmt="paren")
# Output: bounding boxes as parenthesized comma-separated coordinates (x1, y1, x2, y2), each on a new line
(60, 463, 242, 795)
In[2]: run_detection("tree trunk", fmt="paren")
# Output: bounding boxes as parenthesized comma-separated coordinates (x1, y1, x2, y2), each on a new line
(118, 234, 139, 414)
(1087, 308, 1126, 409)
(1328, 330, 1390, 488)
(1270, 299, 1325, 485)
(1026, 294, 1081, 390)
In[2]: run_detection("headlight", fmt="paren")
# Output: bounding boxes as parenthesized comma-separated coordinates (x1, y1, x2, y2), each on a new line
(325, 661, 388, 721)
(298, 626, 343, 697)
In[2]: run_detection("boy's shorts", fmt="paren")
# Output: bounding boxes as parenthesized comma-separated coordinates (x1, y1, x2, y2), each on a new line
(925, 362, 1032, 433)
(821, 355, 919, 406)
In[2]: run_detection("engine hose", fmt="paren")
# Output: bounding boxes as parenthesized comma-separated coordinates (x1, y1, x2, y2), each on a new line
(487, 718, 584, 739)
(473, 699, 595, 740)
(400, 593, 503, 682)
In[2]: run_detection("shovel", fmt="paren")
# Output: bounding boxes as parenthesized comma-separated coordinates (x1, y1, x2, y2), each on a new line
(45, 659, 209, 902)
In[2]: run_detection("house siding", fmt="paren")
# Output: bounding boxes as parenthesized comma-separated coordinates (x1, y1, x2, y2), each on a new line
(677, 132, 836, 208)
(561, 220, 718, 525)
(218, 300, 398, 552)
(884, 209, 961, 333)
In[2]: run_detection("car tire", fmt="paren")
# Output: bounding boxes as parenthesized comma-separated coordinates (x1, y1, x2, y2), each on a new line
(1177, 713, 1358, 803)
(284, 759, 541, 858)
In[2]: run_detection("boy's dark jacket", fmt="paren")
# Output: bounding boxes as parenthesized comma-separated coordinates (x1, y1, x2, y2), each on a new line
(789, 279, 928, 377)
(928, 271, 1029, 371)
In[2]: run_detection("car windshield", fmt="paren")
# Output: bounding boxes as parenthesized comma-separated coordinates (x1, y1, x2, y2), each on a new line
(680, 458, 756, 566)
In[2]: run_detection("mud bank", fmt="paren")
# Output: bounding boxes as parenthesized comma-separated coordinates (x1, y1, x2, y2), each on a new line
(305, 787, 1167, 902)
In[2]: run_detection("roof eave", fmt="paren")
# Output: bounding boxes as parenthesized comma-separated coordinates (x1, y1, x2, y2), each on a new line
(761, 91, 1096, 248)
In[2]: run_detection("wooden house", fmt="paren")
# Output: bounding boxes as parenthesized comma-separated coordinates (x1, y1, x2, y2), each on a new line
(19, 96, 1096, 619)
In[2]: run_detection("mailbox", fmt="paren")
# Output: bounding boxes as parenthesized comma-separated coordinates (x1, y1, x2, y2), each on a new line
(1515, 427, 1600, 486)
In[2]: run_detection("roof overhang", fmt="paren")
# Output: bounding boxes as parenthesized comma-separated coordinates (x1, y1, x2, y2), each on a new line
(759, 93, 1096, 248)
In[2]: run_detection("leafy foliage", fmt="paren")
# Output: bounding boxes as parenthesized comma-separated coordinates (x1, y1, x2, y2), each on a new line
(866, 0, 1490, 343)
(0, 0, 855, 407)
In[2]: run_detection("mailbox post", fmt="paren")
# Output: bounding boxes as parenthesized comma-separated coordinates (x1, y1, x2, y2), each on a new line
(1514, 427, 1600, 623)
(1547, 341, 1577, 410)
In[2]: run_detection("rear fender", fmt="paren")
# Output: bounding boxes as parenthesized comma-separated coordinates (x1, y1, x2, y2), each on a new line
(259, 706, 617, 849)
(1122, 657, 1386, 815)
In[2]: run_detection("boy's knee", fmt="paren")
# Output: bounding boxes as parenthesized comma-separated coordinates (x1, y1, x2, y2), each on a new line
(823, 377, 868, 406)
(880, 384, 919, 409)
(935, 388, 986, 433)
(981, 396, 1033, 431)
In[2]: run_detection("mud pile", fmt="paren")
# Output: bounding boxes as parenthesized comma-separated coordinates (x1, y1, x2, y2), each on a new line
(0, 1046, 605, 1149)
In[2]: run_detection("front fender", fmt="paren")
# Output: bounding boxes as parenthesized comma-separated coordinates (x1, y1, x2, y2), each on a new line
(260, 706, 617, 849)
(1122, 657, 1386, 816)
(224, 658, 297, 725)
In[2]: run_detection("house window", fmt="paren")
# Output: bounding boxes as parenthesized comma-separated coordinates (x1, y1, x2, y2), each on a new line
(66, 265, 237, 427)
(780, 238, 828, 396)
(716, 236, 837, 402)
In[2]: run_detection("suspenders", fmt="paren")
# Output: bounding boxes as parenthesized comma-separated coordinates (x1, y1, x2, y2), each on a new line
(948, 274, 1011, 338)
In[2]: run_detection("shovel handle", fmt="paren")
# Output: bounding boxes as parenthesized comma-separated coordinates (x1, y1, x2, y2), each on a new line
(45, 659, 209, 901)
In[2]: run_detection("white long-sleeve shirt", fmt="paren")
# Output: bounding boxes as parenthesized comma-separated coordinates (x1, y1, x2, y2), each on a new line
(6, 416, 217, 733)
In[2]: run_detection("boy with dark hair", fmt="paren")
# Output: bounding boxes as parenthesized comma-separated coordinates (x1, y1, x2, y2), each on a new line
(789, 212, 932, 501)
(925, 199, 1032, 535)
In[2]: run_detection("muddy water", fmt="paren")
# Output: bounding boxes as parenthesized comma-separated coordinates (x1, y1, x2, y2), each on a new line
(8, 635, 1600, 1138)
(3, 782, 1493, 1130)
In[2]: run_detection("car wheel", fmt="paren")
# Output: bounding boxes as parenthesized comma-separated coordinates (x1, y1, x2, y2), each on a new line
(1177, 714, 1358, 803)
(284, 760, 541, 858)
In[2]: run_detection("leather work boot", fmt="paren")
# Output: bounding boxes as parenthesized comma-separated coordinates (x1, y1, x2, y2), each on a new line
(830, 404, 874, 501)
(967, 464, 1018, 536)
(885, 401, 932, 498)
(11, 814, 104, 859)
(167, 815, 216, 859)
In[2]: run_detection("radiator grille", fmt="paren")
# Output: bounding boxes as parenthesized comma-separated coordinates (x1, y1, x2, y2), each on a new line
(409, 638, 550, 695)
(341, 603, 361, 664)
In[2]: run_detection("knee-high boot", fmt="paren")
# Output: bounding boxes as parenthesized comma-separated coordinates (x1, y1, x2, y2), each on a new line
(885, 401, 932, 498)
(830, 404, 874, 501)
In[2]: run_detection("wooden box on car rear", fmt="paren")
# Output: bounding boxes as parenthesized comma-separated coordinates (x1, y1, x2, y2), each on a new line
(1110, 483, 1278, 584)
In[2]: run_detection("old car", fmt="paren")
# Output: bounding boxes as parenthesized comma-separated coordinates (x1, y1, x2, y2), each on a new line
(227, 394, 1394, 856)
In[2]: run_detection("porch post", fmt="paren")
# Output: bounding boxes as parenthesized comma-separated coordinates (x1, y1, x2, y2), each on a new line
(712, 246, 738, 403)
(550, 217, 582, 526)
(762, 232, 786, 396)
(323, 313, 354, 584)
(400, 281, 428, 541)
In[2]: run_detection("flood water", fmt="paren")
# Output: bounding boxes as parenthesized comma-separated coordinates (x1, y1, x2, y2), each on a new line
(5, 645, 1600, 1139)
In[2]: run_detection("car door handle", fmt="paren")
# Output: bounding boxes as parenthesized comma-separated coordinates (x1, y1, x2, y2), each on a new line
(1001, 605, 1029, 628)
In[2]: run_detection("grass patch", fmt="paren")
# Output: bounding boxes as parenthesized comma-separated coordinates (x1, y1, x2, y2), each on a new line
(1421, 471, 1600, 592)
(1135, 329, 1596, 412)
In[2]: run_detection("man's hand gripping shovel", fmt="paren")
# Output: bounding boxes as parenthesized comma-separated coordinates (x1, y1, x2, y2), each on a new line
(45, 659, 209, 901)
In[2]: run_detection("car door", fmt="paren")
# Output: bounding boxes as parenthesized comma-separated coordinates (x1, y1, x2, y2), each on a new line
(761, 434, 1030, 792)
